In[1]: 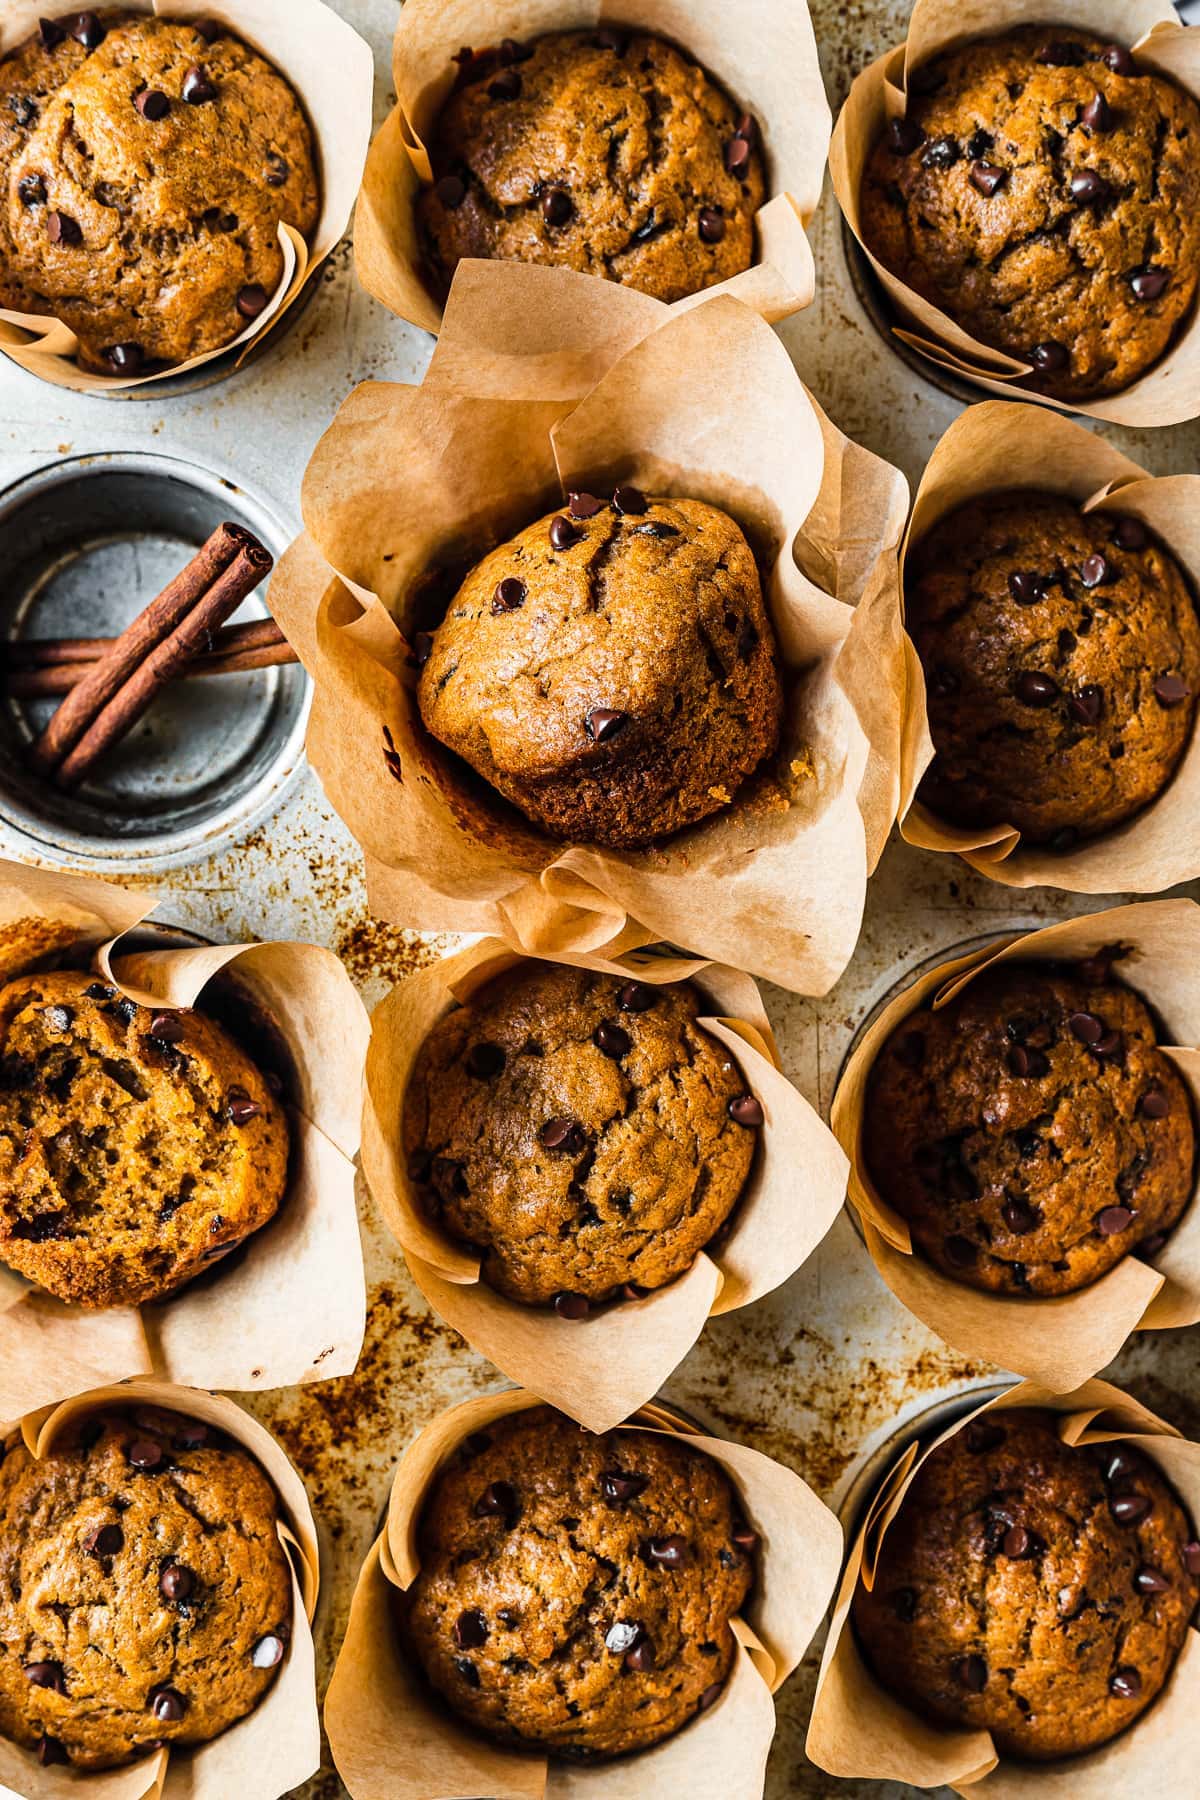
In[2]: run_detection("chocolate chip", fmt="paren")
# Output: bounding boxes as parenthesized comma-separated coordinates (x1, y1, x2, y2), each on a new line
(1134, 1566, 1171, 1593)
(1002, 1525, 1033, 1559)
(135, 88, 170, 121)
(1002, 1198, 1039, 1234)
(46, 211, 81, 246)
(918, 137, 959, 173)
(605, 1620, 641, 1654)
(887, 117, 925, 156)
(1015, 671, 1058, 706)
(1068, 685, 1103, 725)
(466, 1041, 505, 1079)
(618, 981, 656, 1013)
(491, 576, 525, 614)
(1068, 1010, 1104, 1044)
(84, 1522, 124, 1557)
(9, 95, 37, 127)
(600, 1469, 648, 1504)
(541, 186, 572, 226)
(24, 1662, 66, 1693)
(1104, 1449, 1140, 1484)
(1007, 1044, 1049, 1078)
(434, 174, 465, 208)
(454, 1608, 488, 1649)
(1094, 1030, 1125, 1062)
(497, 1607, 520, 1628)
(728, 1093, 764, 1128)
(1081, 92, 1113, 133)
(965, 1420, 1006, 1454)
(195, 19, 224, 43)
(103, 342, 143, 374)
(148, 1011, 184, 1044)
(475, 1480, 518, 1522)
(594, 1020, 632, 1059)
(592, 28, 628, 52)
(1080, 553, 1113, 588)
(1184, 1541, 1200, 1574)
(970, 161, 1006, 195)
(236, 284, 269, 320)
(1038, 39, 1086, 65)
(553, 1291, 589, 1321)
(246, 1631, 284, 1670)
(70, 12, 105, 50)
(698, 1681, 724, 1710)
(585, 707, 628, 743)
(548, 514, 581, 550)
(148, 1683, 186, 1723)
(264, 152, 289, 188)
(1113, 515, 1148, 550)
(648, 1535, 689, 1568)
(1070, 168, 1109, 203)
(412, 630, 434, 666)
(227, 1087, 262, 1124)
(1007, 570, 1046, 605)
(1154, 673, 1189, 706)
(1110, 1666, 1141, 1699)
(18, 174, 46, 207)
(1096, 1205, 1134, 1237)
(39, 18, 67, 48)
(1102, 44, 1137, 76)
(1030, 340, 1069, 373)
(540, 1117, 586, 1153)
(732, 1521, 758, 1550)
(724, 135, 751, 175)
(498, 36, 533, 64)
(954, 1654, 987, 1692)
(453, 1656, 480, 1686)
(1112, 1489, 1153, 1524)
(182, 67, 217, 105)
(1140, 1086, 1170, 1119)
(944, 1234, 977, 1268)
(567, 490, 606, 518)
(173, 1421, 209, 1450)
(44, 1004, 73, 1032)
(36, 1736, 67, 1766)
(698, 206, 726, 242)
(625, 1635, 656, 1672)
(488, 69, 522, 101)
(160, 1563, 193, 1602)
(128, 1438, 164, 1471)
(613, 485, 648, 517)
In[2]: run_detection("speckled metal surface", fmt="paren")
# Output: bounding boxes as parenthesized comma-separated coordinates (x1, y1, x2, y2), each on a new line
(0, 4, 1198, 1796)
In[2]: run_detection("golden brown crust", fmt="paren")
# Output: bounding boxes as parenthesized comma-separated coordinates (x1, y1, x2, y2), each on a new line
(863, 960, 1196, 1297)
(853, 1407, 1200, 1760)
(404, 1406, 754, 1758)
(0, 970, 290, 1309)
(860, 27, 1200, 400)
(908, 492, 1200, 844)
(417, 492, 783, 849)
(0, 1406, 293, 1770)
(0, 11, 319, 372)
(402, 963, 757, 1306)
(418, 29, 764, 304)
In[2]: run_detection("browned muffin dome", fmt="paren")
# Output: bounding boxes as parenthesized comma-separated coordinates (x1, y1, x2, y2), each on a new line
(418, 28, 765, 304)
(402, 962, 758, 1310)
(908, 492, 1200, 845)
(860, 26, 1200, 400)
(0, 11, 319, 373)
(853, 1407, 1200, 1760)
(0, 970, 290, 1309)
(416, 488, 782, 849)
(0, 1405, 293, 1770)
(863, 958, 1195, 1297)
(404, 1405, 754, 1757)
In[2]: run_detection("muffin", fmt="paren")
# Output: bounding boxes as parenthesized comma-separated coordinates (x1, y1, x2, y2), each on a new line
(0, 970, 290, 1308)
(853, 1406, 1200, 1760)
(908, 492, 1200, 844)
(0, 1404, 293, 1770)
(417, 28, 765, 304)
(0, 10, 319, 373)
(403, 1405, 755, 1757)
(416, 487, 783, 849)
(863, 958, 1196, 1297)
(860, 26, 1200, 401)
(402, 962, 759, 1312)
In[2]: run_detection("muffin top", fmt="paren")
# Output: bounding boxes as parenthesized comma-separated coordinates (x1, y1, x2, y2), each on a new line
(863, 958, 1196, 1297)
(416, 487, 783, 849)
(908, 491, 1200, 845)
(860, 26, 1200, 400)
(404, 1405, 755, 1758)
(0, 11, 319, 373)
(853, 1407, 1200, 1760)
(0, 970, 290, 1309)
(402, 962, 759, 1310)
(417, 28, 765, 304)
(0, 1405, 293, 1770)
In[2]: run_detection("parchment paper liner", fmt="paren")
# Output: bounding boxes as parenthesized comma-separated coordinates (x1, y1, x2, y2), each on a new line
(832, 900, 1200, 1390)
(0, 0, 374, 394)
(0, 1376, 320, 1800)
(830, 0, 1200, 426)
(808, 1376, 1200, 1793)
(354, 0, 831, 338)
(268, 263, 910, 997)
(894, 400, 1200, 891)
(363, 937, 848, 1434)
(325, 1386, 843, 1800)
(0, 856, 368, 1414)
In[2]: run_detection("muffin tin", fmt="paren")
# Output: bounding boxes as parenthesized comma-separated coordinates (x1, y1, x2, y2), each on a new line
(0, 1, 1199, 1797)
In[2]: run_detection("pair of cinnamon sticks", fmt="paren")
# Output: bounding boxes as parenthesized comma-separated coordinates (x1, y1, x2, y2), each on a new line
(19, 522, 285, 790)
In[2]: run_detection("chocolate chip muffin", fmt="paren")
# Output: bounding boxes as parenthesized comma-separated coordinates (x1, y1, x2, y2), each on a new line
(0, 11, 319, 373)
(416, 487, 782, 849)
(853, 1407, 1200, 1760)
(404, 1405, 755, 1758)
(402, 962, 759, 1313)
(908, 493, 1200, 845)
(417, 29, 765, 305)
(863, 956, 1195, 1297)
(860, 26, 1200, 400)
(0, 1404, 293, 1770)
(0, 970, 289, 1309)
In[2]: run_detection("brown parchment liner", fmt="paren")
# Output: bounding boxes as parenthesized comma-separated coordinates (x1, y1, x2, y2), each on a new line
(830, 0, 1200, 426)
(0, 0, 374, 394)
(894, 400, 1200, 890)
(354, 0, 831, 338)
(0, 856, 368, 1415)
(325, 1386, 843, 1800)
(0, 1376, 320, 1800)
(268, 264, 910, 997)
(362, 938, 848, 1434)
(808, 1377, 1200, 1793)
(832, 900, 1200, 1391)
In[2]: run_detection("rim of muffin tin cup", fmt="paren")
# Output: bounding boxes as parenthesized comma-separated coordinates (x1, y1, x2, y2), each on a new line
(0, 450, 310, 873)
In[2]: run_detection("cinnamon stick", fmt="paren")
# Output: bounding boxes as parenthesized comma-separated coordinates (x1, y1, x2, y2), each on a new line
(11, 616, 286, 669)
(29, 520, 255, 777)
(8, 640, 298, 699)
(54, 538, 275, 790)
